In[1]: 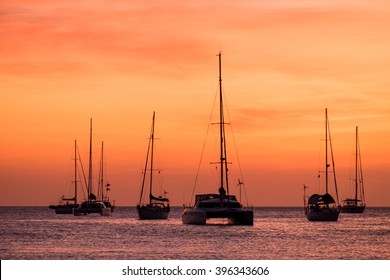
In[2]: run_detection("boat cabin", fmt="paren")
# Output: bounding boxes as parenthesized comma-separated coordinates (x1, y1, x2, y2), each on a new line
(194, 194, 242, 209)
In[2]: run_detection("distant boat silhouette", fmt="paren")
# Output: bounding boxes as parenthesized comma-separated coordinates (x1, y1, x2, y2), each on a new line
(137, 111, 170, 219)
(74, 119, 112, 216)
(97, 141, 115, 212)
(305, 109, 340, 221)
(49, 140, 80, 214)
(341, 126, 366, 213)
(182, 52, 253, 225)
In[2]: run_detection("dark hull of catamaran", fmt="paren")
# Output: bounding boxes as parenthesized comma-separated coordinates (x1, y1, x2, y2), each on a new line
(182, 207, 253, 225)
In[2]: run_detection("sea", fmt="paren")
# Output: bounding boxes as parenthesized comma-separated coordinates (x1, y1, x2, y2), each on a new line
(0, 206, 389, 260)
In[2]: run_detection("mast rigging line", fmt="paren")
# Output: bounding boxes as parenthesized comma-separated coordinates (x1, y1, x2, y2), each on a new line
(190, 84, 219, 206)
(223, 88, 250, 207)
(358, 132, 365, 203)
(189, 64, 250, 206)
(139, 114, 153, 205)
(327, 115, 340, 205)
(76, 143, 88, 201)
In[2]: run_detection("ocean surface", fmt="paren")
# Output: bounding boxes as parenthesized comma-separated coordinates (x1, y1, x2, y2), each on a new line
(0, 206, 389, 260)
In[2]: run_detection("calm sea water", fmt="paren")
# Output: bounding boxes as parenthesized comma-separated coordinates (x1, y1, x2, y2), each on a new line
(0, 207, 389, 260)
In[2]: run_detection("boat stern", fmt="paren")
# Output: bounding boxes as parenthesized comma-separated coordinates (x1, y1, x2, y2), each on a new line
(182, 208, 207, 225)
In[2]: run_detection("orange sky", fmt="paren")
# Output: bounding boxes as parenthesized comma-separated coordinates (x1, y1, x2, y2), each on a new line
(1, 0, 390, 206)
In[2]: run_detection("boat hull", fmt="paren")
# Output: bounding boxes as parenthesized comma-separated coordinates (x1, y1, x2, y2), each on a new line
(306, 209, 340, 221)
(137, 205, 169, 220)
(55, 205, 75, 214)
(49, 204, 78, 214)
(101, 208, 112, 216)
(182, 208, 253, 225)
(340, 205, 365, 213)
(73, 201, 110, 216)
(103, 201, 115, 212)
(182, 208, 207, 224)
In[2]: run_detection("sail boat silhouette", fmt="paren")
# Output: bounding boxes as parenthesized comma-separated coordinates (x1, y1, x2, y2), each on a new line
(341, 126, 366, 213)
(305, 109, 340, 221)
(74, 119, 112, 216)
(137, 111, 170, 219)
(49, 140, 80, 214)
(182, 52, 253, 225)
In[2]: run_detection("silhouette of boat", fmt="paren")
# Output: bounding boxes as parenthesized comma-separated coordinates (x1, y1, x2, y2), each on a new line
(341, 126, 366, 213)
(74, 119, 112, 216)
(182, 53, 253, 225)
(305, 109, 340, 221)
(49, 140, 80, 214)
(97, 141, 115, 212)
(137, 111, 170, 219)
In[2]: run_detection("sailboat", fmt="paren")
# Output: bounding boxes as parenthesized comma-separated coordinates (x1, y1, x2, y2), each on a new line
(182, 52, 253, 225)
(305, 108, 340, 221)
(98, 141, 115, 212)
(49, 140, 80, 214)
(74, 119, 111, 216)
(137, 111, 170, 219)
(341, 126, 366, 213)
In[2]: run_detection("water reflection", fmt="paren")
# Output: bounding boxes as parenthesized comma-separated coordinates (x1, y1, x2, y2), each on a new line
(0, 207, 389, 259)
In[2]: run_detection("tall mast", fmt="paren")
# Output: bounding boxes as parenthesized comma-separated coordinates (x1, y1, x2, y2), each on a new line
(218, 52, 229, 196)
(149, 111, 156, 204)
(74, 139, 78, 203)
(139, 113, 153, 206)
(325, 108, 329, 194)
(355, 126, 358, 203)
(99, 141, 104, 201)
(88, 118, 93, 201)
(219, 52, 224, 193)
(325, 108, 339, 203)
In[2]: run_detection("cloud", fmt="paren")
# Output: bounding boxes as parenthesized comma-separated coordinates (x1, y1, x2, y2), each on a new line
(2, 0, 390, 81)
(0, 1, 216, 77)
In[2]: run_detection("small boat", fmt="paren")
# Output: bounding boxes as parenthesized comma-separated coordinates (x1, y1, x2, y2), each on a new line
(137, 111, 170, 219)
(74, 119, 112, 216)
(341, 126, 366, 213)
(49, 140, 80, 214)
(97, 141, 115, 212)
(305, 109, 340, 222)
(182, 52, 253, 225)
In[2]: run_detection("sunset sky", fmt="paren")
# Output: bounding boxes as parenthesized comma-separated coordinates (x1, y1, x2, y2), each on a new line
(1, 0, 390, 206)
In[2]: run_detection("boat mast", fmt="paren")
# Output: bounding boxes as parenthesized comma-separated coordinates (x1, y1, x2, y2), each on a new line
(149, 111, 156, 204)
(326, 109, 339, 204)
(99, 141, 104, 201)
(88, 118, 93, 202)
(139, 113, 153, 206)
(74, 139, 78, 203)
(355, 126, 358, 204)
(218, 52, 229, 196)
(325, 108, 329, 194)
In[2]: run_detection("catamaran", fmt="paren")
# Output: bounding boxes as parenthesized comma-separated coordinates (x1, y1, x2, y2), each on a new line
(182, 53, 253, 225)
